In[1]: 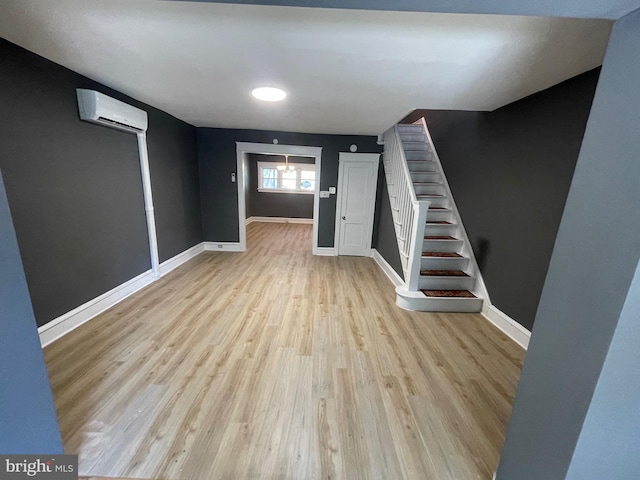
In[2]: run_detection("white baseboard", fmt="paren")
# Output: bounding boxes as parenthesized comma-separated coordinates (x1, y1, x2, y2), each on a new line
(39, 242, 207, 347)
(371, 249, 404, 287)
(204, 242, 244, 252)
(482, 303, 531, 350)
(246, 216, 313, 225)
(38, 269, 155, 347)
(370, 249, 530, 349)
(159, 243, 205, 276)
(314, 247, 336, 256)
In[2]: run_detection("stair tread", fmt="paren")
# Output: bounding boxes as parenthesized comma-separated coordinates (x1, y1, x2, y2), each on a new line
(428, 207, 449, 211)
(417, 194, 444, 198)
(426, 221, 452, 225)
(420, 269, 469, 277)
(424, 235, 458, 240)
(413, 182, 442, 185)
(422, 290, 477, 298)
(423, 251, 463, 258)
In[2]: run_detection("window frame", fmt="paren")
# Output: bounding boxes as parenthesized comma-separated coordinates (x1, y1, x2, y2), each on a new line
(257, 161, 316, 194)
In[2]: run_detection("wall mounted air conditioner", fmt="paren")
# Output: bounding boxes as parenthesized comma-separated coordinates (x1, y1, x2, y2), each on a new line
(76, 89, 148, 133)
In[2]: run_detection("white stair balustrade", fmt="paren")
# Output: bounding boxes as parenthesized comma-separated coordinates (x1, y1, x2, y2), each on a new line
(381, 120, 487, 312)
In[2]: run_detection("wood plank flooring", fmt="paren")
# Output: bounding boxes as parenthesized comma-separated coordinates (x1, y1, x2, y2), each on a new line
(46, 222, 524, 480)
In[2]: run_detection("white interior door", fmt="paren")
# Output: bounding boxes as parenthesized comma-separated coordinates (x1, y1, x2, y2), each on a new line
(335, 153, 380, 256)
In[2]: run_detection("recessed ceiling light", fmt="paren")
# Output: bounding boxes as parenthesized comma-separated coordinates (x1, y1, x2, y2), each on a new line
(252, 87, 287, 102)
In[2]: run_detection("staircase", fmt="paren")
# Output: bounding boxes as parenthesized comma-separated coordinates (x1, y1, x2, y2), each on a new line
(382, 120, 485, 312)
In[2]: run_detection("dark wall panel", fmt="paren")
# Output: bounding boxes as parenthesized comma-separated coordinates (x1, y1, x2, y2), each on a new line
(421, 68, 600, 330)
(0, 39, 202, 327)
(372, 167, 404, 278)
(147, 111, 202, 262)
(0, 170, 63, 453)
(198, 128, 380, 246)
(247, 153, 314, 219)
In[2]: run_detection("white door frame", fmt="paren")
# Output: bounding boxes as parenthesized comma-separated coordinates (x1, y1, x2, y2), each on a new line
(334, 152, 380, 256)
(236, 142, 322, 254)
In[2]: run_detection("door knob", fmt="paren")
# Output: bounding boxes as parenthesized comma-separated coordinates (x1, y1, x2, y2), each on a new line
(342, 216, 346, 220)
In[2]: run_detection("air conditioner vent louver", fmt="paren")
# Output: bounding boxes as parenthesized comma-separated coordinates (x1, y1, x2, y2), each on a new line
(97, 116, 140, 130)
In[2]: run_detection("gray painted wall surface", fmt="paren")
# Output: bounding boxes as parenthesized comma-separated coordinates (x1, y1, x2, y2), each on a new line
(247, 153, 314, 219)
(421, 68, 599, 330)
(146, 105, 202, 263)
(566, 258, 640, 479)
(372, 167, 403, 278)
(197, 128, 380, 246)
(497, 9, 640, 479)
(0, 39, 202, 327)
(0, 170, 63, 453)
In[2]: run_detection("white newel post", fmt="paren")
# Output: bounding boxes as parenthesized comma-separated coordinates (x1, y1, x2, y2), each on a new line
(406, 200, 429, 291)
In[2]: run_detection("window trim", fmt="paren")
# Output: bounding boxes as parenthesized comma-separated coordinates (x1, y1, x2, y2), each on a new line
(257, 161, 316, 194)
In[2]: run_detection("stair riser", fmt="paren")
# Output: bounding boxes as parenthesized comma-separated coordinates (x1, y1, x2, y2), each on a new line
(421, 257, 469, 270)
(397, 125, 424, 134)
(397, 296, 483, 313)
(402, 141, 430, 151)
(408, 161, 438, 172)
(418, 196, 448, 208)
(414, 184, 444, 195)
(423, 239, 463, 252)
(419, 276, 476, 290)
(410, 172, 440, 183)
(426, 209, 453, 222)
(405, 151, 434, 161)
(400, 133, 427, 142)
(424, 224, 457, 236)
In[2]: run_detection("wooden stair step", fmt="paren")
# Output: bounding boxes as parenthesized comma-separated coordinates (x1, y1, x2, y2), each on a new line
(423, 251, 462, 258)
(420, 269, 469, 277)
(424, 235, 457, 240)
(426, 221, 452, 225)
(422, 290, 477, 298)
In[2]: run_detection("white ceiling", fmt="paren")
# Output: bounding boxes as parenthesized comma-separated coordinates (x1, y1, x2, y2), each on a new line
(0, 0, 612, 135)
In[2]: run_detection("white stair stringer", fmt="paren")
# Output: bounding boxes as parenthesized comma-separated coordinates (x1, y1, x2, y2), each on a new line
(386, 122, 487, 313)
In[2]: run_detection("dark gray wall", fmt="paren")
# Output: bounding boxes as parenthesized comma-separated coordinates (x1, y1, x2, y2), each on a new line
(417, 68, 600, 330)
(146, 106, 202, 262)
(497, 8, 640, 479)
(0, 38, 202, 327)
(197, 128, 380, 246)
(372, 167, 404, 278)
(0, 170, 63, 453)
(247, 153, 314, 218)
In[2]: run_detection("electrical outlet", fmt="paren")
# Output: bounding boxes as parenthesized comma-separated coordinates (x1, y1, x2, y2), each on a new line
(328, 186, 336, 194)
(320, 191, 330, 198)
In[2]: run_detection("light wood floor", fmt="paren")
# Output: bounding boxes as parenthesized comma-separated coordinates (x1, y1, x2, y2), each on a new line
(45, 222, 524, 480)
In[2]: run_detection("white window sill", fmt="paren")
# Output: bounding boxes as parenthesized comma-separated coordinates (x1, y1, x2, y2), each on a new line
(258, 189, 314, 195)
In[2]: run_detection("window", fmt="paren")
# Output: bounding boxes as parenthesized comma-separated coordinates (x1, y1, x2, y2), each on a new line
(258, 161, 316, 194)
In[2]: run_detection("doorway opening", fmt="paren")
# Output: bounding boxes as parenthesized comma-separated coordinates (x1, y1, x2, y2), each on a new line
(236, 142, 322, 254)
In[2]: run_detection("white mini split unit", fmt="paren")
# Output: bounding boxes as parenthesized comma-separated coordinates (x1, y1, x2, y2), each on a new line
(76, 89, 148, 133)
(76, 89, 159, 279)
